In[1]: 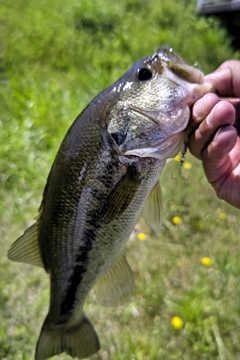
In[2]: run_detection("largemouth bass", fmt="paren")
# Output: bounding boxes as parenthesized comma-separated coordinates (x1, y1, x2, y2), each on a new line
(8, 46, 213, 359)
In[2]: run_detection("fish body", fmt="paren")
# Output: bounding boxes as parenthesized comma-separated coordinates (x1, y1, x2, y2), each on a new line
(8, 46, 213, 359)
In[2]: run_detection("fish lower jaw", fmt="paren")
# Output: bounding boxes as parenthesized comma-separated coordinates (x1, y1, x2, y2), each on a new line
(153, 132, 185, 160)
(124, 132, 184, 160)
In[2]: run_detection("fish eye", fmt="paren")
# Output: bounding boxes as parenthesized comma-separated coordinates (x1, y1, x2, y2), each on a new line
(137, 67, 153, 81)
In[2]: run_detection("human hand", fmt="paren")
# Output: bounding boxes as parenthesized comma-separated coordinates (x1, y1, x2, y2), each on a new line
(185, 60, 240, 208)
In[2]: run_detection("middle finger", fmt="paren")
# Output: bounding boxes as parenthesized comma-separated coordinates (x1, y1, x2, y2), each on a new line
(187, 100, 235, 159)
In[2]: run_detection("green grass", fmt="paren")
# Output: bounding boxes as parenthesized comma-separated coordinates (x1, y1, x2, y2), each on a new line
(1, 0, 240, 359)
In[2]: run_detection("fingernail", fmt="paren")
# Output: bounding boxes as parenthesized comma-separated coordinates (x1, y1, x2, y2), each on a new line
(193, 97, 206, 121)
(212, 127, 221, 143)
(206, 105, 215, 126)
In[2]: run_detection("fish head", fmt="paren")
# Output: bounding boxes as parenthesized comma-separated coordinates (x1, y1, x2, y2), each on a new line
(107, 46, 213, 160)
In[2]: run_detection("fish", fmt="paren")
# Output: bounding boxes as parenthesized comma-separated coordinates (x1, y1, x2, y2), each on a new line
(8, 45, 213, 360)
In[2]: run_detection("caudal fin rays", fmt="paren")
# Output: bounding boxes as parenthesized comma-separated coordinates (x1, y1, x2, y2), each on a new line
(35, 314, 100, 360)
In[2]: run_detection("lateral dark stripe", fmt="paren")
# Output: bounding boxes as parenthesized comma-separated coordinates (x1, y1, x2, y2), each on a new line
(60, 227, 97, 315)
(60, 155, 119, 316)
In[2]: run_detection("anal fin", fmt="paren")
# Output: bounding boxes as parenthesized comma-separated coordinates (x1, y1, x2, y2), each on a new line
(94, 251, 134, 307)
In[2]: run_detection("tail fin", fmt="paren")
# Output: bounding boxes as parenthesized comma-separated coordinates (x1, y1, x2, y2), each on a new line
(35, 315, 100, 360)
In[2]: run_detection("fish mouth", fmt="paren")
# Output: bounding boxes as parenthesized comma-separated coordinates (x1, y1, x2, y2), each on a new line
(162, 59, 205, 85)
(156, 46, 204, 85)
(155, 46, 215, 96)
(160, 62, 214, 106)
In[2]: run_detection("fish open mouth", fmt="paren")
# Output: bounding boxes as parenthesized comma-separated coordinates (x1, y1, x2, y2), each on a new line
(162, 60, 205, 85)
(160, 62, 214, 104)
(156, 46, 205, 85)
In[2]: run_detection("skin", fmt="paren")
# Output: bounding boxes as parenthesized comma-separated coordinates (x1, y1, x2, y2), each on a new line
(185, 60, 240, 208)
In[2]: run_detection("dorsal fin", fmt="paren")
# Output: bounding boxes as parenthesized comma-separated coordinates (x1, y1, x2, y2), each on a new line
(142, 181, 163, 233)
(8, 221, 43, 268)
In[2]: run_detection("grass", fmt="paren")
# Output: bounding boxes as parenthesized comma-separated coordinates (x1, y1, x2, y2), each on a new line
(1, 0, 240, 359)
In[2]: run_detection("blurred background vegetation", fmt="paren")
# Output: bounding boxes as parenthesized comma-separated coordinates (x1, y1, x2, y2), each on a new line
(1, 0, 240, 359)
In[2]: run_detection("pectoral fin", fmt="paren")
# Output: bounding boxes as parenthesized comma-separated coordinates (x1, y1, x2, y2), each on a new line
(94, 251, 134, 307)
(7, 221, 43, 268)
(142, 181, 163, 233)
(99, 173, 141, 224)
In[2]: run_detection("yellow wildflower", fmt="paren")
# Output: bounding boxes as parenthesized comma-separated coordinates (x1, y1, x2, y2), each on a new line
(137, 232, 146, 241)
(183, 162, 192, 169)
(219, 212, 227, 220)
(172, 216, 182, 225)
(174, 155, 181, 162)
(201, 257, 212, 267)
(171, 316, 183, 330)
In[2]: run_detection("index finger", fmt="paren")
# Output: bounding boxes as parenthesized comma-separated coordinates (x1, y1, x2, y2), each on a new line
(184, 93, 219, 140)
(187, 100, 236, 159)
(205, 60, 240, 97)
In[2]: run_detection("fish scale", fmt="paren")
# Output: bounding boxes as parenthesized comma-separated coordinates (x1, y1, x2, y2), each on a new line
(7, 46, 213, 359)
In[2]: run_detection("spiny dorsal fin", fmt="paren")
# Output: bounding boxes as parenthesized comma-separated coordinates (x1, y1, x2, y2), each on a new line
(142, 181, 163, 233)
(94, 251, 134, 307)
(99, 173, 141, 224)
(8, 221, 43, 268)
